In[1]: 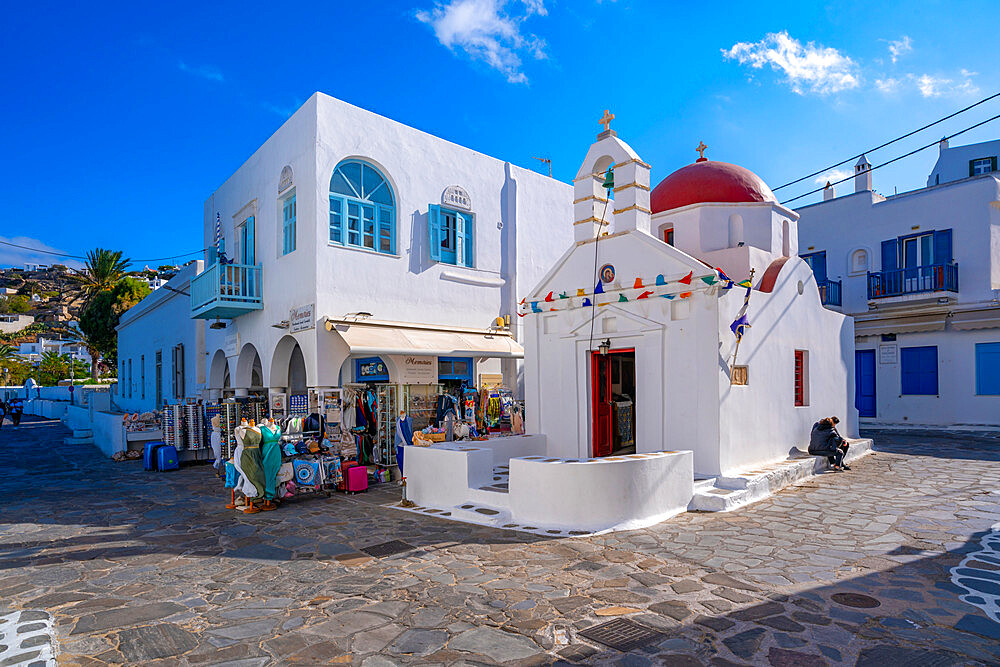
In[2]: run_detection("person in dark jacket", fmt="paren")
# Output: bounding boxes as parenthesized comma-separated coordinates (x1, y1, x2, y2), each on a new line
(808, 416, 850, 470)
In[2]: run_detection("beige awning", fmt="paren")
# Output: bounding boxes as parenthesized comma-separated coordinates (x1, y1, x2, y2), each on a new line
(855, 313, 947, 338)
(325, 318, 523, 358)
(950, 308, 1000, 331)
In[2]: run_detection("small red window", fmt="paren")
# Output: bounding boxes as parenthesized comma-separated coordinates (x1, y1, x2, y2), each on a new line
(663, 228, 674, 246)
(794, 350, 805, 406)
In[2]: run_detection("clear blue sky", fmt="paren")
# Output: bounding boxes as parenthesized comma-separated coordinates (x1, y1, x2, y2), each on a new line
(2, 0, 997, 269)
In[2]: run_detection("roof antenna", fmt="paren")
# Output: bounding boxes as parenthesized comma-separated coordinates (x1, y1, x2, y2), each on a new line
(532, 157, 552, 178)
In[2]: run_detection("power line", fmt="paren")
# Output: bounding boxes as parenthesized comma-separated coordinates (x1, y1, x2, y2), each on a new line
(0, 239, 207, 264)
(779, 112, 1000, 206)
(773, 90, 1000, 192)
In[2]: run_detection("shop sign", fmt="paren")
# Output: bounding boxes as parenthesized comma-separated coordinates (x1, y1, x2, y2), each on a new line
(224, 333, 239, 357)
(357, 357, 389, 381)
(879, 344, 898, 365)
(442, 185, 472, 211)
(278, 165, 293, 193)
(290, 304, 315, 333)
(393, 355, 437, 384)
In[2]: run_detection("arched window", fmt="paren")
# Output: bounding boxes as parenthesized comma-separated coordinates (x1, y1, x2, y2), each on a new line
(329, 160, 395, 254)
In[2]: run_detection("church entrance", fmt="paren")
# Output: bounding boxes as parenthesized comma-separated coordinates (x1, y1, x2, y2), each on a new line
(591, 348, 636, 457)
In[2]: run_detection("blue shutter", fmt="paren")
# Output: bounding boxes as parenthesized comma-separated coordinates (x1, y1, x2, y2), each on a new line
(901, 346, 938, 395)
(246, 216, 256, 265)
(881, 239, 897, 271)
(428, 205, 442, 262)
(461, 213, 474, 267)
(976, 343, 1000, 395)
(920, 347, 938, 395)
(933, 229, 952, 265)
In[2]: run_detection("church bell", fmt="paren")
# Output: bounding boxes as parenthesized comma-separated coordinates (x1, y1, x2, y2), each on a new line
(601, 167, 614, 190)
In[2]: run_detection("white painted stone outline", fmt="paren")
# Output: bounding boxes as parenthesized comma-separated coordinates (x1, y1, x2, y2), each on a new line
(0, 610, 57, 666)
(950, 521, 1000, 624)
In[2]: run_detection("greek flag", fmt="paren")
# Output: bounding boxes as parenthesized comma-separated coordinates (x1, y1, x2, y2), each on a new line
(215, 212, 223, 256)
(730, 284, 752, 341)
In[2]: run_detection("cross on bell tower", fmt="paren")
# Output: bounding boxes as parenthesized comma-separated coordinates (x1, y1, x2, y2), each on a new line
(696, 141, 708, 162)
(598, 109, 616, 138)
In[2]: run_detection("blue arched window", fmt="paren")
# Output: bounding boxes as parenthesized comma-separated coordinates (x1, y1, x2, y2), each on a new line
(329, 160, 395, 254)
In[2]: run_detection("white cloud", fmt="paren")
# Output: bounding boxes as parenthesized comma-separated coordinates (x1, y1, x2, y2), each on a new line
(722, 31, 860, 95)
(915, 70, 979, 97)
(814, 169, 852, 186)
(0, 236, 85, 271)
(178, 61, 224, 82)
(886, 36, 912, 63)
(416, 0, 547, 83)
(874, 77, 901, 94)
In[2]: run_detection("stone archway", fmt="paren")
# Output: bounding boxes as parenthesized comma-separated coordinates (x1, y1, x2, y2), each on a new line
(208, 349, 229, 390)
(235, 343, 263, 390)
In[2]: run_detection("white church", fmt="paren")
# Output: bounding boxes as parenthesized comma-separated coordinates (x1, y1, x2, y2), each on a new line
(404, 115, 869, 534)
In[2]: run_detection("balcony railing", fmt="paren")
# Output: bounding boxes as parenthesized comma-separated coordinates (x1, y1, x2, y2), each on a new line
(867, 262, 958, 300)
(190, 262, 263, 320)
(818, 279, 842, 307)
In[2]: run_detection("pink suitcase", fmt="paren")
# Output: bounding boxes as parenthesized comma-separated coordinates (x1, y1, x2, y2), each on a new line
(346, 465, 368, 493)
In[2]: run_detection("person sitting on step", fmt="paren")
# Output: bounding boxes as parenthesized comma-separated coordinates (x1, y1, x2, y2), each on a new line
(808, 416, 850, 471)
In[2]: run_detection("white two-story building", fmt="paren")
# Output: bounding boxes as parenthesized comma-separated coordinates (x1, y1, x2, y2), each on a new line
(797, 139, 1000, 428)
(116, 92, 572, 412)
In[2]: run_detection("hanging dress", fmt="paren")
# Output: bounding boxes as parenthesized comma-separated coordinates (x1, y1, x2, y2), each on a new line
(259, 422, 282, 501)
(240, 427, 265, 500)
(231, 426, 259, 499)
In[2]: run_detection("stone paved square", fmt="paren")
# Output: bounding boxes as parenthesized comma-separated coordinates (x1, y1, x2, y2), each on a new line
(2, 417, 1000, 665)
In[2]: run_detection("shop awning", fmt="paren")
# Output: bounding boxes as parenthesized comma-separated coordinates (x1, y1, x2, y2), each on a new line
(950, 308, 1000, 331)
(325, 318, 524, 358)
(854, 313, 947, 338)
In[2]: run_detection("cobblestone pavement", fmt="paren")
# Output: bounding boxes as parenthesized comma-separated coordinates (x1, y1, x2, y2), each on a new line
(1, 417, 999, 666)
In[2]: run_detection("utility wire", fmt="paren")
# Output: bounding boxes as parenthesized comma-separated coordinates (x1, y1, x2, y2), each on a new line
(0, 239, 207, 264)
(779, 112, 1000, 206)
(773, 90, 1000, 191)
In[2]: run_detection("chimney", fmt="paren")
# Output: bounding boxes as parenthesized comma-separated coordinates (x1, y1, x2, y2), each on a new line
(823, 181, 835, 201)
(855, 154, 872, 193)
(939, 137, 949, 154)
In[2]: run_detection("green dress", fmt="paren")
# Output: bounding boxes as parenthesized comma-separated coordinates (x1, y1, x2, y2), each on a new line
(260, 423, 282, 501)
(239, 427, 265, 501)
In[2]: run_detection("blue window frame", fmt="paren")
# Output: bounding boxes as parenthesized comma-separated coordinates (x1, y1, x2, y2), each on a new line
(356, 356, 389, 382)
(239, 216, 255, 265)
(438, 357, 473, 381)
(975, 342, 1000, 395)
(901, 346, 938, 395)
(282, 195, 296, 255)
(428, 205, 474, 267)
(330, 161, 395, 254)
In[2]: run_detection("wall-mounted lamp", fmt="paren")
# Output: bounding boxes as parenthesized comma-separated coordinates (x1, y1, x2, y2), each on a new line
(209, 319, 227, 330)
(271, 320, 290, 329)
(598, 339, 611, 355)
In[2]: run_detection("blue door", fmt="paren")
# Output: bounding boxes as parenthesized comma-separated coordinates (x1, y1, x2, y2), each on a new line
(855, 350, 876, 418)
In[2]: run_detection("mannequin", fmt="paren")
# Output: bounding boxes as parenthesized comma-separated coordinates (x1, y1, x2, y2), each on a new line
(210, 414, 223, 476)
(239, 420, 265, 514)
(394, 409, 413, 475)
(230, 419, 258, 510)
(259, 417, 282, 510)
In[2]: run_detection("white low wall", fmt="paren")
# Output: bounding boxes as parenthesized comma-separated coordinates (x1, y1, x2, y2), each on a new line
(405, 443, 494, 508)
(466, 434, 546, 466)
(508, 450, 695, 532)
(91, 411, 125, 456)
(63, 405, 90, 432)
(24, 399, 69, 420)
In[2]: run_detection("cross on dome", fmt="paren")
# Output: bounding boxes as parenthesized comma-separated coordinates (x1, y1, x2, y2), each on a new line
(599, 109, 615, 132)
(696, 141, 708, 161)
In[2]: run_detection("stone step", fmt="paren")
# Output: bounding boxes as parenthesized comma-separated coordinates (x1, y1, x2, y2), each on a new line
(451, 501, 511, 526)
(65, 436, 94, 445)
(689, 438, 874, 512)
(72, 429, 93, 438)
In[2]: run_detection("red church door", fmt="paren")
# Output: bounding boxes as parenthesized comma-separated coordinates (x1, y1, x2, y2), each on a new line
(592, 351, 613, 457)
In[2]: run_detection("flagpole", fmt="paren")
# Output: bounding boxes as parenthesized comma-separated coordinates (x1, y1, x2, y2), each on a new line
(729, 268, 755, 382)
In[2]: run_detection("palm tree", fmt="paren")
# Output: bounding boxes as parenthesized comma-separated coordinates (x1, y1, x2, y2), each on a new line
(80, 248, 130, 297)
(0, 344, 14, 385)
(65, 324, 101, 380)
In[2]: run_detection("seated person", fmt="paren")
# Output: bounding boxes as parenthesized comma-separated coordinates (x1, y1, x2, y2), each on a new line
(808, 416, 850, 471)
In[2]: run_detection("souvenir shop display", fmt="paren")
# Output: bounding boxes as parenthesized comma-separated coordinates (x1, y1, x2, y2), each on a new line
(183, 404, 206, 450)
(162, 405, 185, 450)
(121, 411, 163, 458)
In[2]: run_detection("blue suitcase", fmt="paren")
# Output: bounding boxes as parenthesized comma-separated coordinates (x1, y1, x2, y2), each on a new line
(143, 441, 166, 471)
(156, 445, 179, 472)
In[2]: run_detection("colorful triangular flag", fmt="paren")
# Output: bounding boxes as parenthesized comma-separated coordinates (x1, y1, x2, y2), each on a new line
(637, 290, 653, 299)
(594, 280, 605, 294)
(531, 301, 541, 313)
(655, 274, 666, 286)
(618, 294, 629, 302)
(679, 271, 693, 285)
(679, 291, 692, 299)
(633, 277, 644, 289)
(576, 288, 586, 297)
(519, 297, 526, 305)
(559, 292, 569, 299)
(582, 298, 592, 307)
(737, 279, 752, 288)
(701, 276, 718, 285)
(661, 293, 676, 300)
(545, 291, 554, 302)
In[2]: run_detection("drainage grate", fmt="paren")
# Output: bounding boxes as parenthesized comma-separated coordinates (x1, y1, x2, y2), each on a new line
(831, 593, 881, 609)
(579, 618, 665, 651)
(360, 540, 414, 558)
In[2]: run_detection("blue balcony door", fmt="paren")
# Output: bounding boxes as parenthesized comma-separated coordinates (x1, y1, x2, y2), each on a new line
(240, 216, 255, 265)
(801, 251, 827, 284)
(855, 350, 876, 418)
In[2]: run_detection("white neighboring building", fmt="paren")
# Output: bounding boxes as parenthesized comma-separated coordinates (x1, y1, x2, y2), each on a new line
(117, 92, 572, 407)
(18, 337, 92, 365)
(116, 261, 205, 412)
(797, 139, 1000, 428)
(0, 314, 33, 333)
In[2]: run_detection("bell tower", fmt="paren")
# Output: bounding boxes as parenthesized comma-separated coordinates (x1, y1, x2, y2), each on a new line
(855, 154, 872, 193)
(572, 110, 651, 242)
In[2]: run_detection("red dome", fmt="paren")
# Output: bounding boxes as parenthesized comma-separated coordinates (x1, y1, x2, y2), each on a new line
(650, 160, 776, 214)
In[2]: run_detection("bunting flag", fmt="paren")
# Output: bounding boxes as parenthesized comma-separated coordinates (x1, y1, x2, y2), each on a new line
(559, 291, 569, 299)
(655, 274, 667, 286)
(517, 312, 526, 317)
(737, 279, 752, 288)
(531, 301, 542, 313)
(679, 291, 692, 299)
(716, 267, 733, 282)
(637, 290, 653, 299)
(701, 276, 718, 285)
(519, 297, 526, 305)
(582, 298, 592, 307)
(594, 280, 605, 294)
(576, 288, 586, 297)
(661, 293, 676, 300)
(633, 277, 644, 289)
(618, 294, 628, 302)
(679, 271, 693, 285)
(730, 284, 752, 341)
(545, 291, 554, 302)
